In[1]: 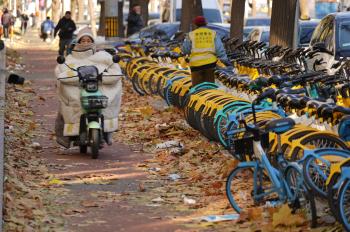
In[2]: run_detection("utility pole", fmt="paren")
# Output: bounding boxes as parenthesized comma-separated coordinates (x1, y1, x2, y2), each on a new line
(118, 0, 124, 37)
(105, 0, 119, 40)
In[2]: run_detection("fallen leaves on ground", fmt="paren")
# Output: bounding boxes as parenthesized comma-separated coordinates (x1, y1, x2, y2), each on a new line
(272, 204, 306, 228)
(114, 80, 323, 231)
(4, 83, 66, 231)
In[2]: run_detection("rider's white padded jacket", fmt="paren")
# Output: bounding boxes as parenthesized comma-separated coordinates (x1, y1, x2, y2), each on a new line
(55, 49, 122, 136)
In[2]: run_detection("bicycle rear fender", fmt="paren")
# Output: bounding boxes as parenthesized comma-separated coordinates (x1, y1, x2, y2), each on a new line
(332, 167, 350, 189)
(236, 161, 259, 169)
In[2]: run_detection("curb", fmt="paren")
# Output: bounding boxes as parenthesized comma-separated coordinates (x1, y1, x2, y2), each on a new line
(0, 40, 6, 232)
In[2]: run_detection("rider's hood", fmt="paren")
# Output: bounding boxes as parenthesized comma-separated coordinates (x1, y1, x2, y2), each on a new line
(76, 27, 95, 43)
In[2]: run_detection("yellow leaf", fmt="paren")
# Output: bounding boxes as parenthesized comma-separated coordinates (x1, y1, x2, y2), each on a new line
(248, 207, 263, 220)
(272, 204, 306, 227)
(139, 106, 154, 119)
(48, 178, 63, 185)
(218, 159, 239, 178)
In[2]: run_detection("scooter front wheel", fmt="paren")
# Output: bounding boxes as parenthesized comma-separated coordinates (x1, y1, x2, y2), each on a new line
(90, 129, 100, 159)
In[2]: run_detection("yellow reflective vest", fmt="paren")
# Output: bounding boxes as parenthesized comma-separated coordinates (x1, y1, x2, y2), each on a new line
(189, 27, 218, 67)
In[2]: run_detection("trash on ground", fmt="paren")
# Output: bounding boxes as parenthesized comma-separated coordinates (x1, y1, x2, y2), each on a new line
(146, 204, 161, 207)
(155, 123, 170, 132)
(183, 195, 196, 205)
(148, 167, 161, 172)
(151, 197, 165, 203)
(265, 200, 281, 208)
(156, 140, 185, 155)
(7, 74, 25, 85)
(197, 214, 240, 222)
(156, 140, 183, 149)
(168, 173, 181, 181)
(31, 142, 42, 149)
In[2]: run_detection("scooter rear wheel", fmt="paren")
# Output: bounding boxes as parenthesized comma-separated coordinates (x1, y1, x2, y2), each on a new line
(80, 145, 87, 154)
(90, 129, 100, 159)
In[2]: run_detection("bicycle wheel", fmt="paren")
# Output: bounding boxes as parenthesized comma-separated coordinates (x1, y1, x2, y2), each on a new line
(284, 165, 317, 228)
(338, 179, 350, 231)
(131, 73, 146, 96)
(303, 151, 349, 198)
(202, 110, 218, 141)
(226, 163, 268, 213)
(291, 134, 349, 161)
(327, 172, 341, 221)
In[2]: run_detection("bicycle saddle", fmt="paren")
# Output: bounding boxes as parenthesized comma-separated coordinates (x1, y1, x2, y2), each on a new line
(276, 88, 306, 95)
(265, 118, 295, 134)
(333, 105, 350, 115)
(288, 96, 309, 110)
(318, 104, 335, 119)
(307, 99, 326, 109)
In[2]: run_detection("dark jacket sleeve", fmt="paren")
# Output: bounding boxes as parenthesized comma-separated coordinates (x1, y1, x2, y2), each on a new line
(69, 20, 76, 33)
(54, 18, 62, 37)
(127, 14, 138, 24)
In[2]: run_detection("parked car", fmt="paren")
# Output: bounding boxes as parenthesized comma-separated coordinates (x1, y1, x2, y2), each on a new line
(298, 19, 320, 47)
(243, 26, 256, 40)
(128, 22, 230, 42)
(245, 20, 320, 48)
(173, 0, 224, 23)
(308, 12, 350, 72)
(245, 17, 271, 27)
(128, 23, 179, 42)
(246, 26, 270, 44)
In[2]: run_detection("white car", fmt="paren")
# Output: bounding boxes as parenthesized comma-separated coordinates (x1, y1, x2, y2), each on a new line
(308, 12, 350, 73)
(246, 26, 270, 44)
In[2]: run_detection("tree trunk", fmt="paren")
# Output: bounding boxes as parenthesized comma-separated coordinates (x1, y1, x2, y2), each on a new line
(251, 0, 257, 17)
(71, 0, 77, 21)
(267, 0, 271, 16)
(52, 0, 61, 23)
(270, 0, 298, 48)
(230, 0, 246, 42)
(98, 1, 105, 36)
(300, 0, 309, 20)
(140, 0, 149, 26)
(77, 0, 84, 22)
(88, 0, 96, 36)
(179, 0, 203, 33)
(193, 0, 203, 18)
(179, 0, 192, 33)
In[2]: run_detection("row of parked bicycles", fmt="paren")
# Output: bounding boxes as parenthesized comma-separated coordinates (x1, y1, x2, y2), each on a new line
(116, 38, 350, 230)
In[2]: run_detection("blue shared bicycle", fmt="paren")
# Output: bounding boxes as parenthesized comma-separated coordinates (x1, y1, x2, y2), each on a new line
(225, 97, 317, 228)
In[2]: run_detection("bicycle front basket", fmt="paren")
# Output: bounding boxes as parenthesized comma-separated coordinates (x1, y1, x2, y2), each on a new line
(231, 132, 269, 161)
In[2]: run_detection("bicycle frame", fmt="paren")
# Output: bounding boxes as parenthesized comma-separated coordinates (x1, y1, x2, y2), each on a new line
(233, 139, 298, 212)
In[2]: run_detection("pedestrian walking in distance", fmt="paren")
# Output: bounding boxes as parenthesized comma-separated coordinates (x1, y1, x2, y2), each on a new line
(127, 4, 144, 36)
(41, 17, 55, 42)
(54, 11, 76, 56)
(182, 16, 230, 86)
(2, 8, 11, 38)
(20, 13, 29, 35)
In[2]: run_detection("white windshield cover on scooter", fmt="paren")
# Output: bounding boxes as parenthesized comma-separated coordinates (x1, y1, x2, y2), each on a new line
(55, 49, 122, 136)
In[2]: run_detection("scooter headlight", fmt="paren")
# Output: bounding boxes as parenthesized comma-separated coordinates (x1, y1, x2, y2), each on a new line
(86, 82, 98, 92)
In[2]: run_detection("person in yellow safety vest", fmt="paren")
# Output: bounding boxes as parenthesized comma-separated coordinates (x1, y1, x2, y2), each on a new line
(182, 16, 230, 86)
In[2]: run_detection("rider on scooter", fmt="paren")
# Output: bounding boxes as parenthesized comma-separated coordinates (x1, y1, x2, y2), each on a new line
(55, 27, 122, 149)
